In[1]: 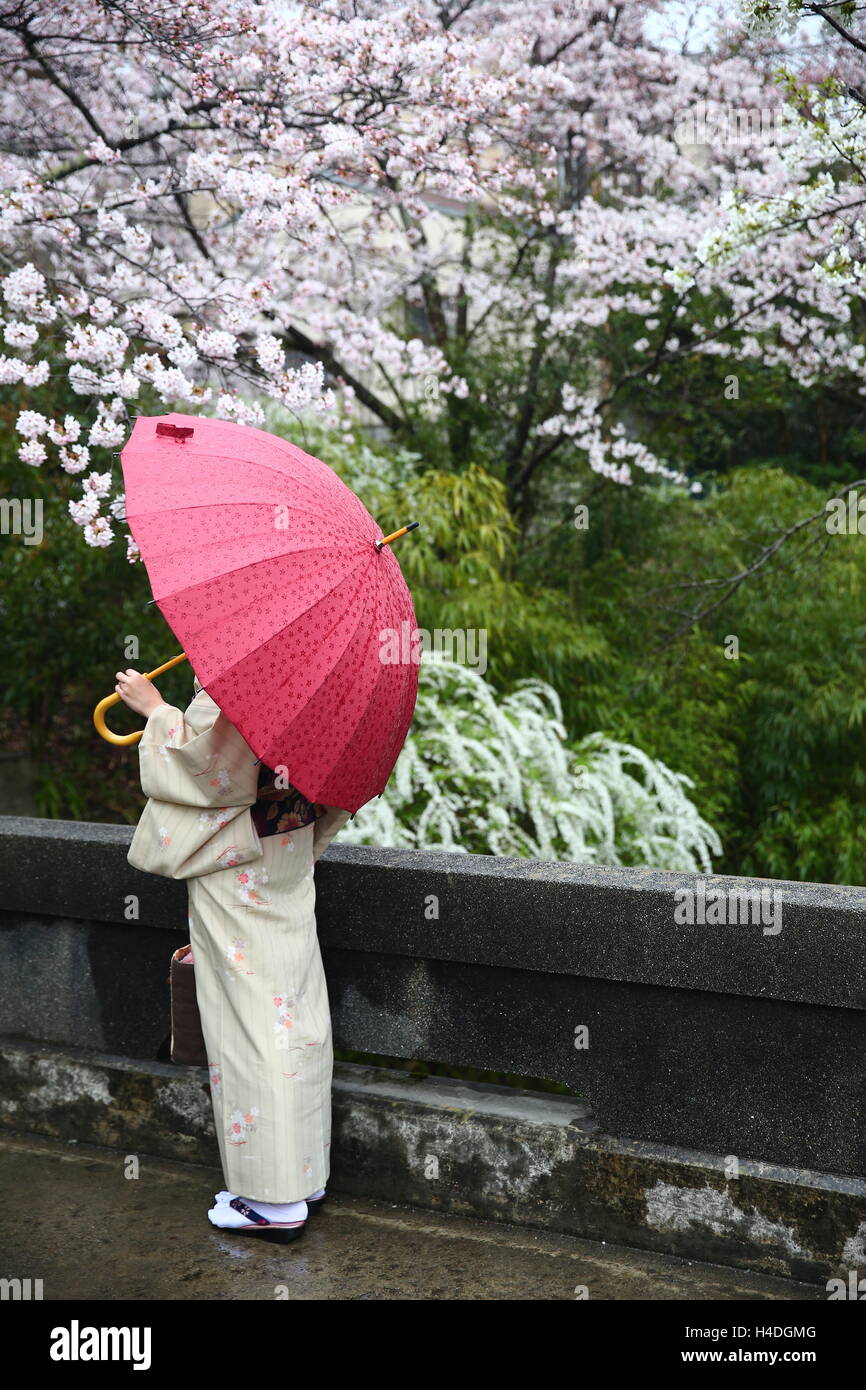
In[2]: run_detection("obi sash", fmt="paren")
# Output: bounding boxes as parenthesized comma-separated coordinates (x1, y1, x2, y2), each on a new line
(250, 760, 324, 840)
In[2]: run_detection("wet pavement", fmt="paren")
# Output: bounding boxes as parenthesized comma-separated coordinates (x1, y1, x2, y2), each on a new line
(0, 1130, 823, 1301)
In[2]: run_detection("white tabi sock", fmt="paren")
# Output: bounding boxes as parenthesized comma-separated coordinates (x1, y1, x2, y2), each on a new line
(208, 1189, 308, 1228)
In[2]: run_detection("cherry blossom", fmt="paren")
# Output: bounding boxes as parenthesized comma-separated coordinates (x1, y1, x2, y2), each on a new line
(2, 0, 538, 547)
(1, 0, 862, 539)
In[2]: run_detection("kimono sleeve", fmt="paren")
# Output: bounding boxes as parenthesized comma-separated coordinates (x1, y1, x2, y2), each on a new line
(126, 689, 264, 880)
(312, 806, 352, 863)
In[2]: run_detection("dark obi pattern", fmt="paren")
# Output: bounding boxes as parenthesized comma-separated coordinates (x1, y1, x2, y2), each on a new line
(250, 760, 325, 840)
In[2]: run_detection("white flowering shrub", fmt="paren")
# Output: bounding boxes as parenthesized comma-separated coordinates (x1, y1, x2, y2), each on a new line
(341, 658, 722, 871)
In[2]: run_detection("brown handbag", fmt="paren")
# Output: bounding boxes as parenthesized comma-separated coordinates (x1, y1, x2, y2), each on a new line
(168, 945, 208, 1068)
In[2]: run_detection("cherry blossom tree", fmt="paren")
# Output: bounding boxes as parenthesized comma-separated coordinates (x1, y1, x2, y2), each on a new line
(0, 0, 546, 550)
(3, 0, 864, 551)
(699, 1, 866, 300)
(441, 0, 862, 509)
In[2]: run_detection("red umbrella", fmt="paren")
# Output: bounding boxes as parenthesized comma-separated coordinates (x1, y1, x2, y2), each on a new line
(114, 411, 419, 814)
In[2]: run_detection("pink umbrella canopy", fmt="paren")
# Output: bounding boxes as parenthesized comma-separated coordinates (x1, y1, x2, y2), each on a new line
(120, 412, 419, 814)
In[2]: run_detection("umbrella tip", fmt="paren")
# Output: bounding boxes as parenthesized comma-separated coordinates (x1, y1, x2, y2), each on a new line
(376, 521, 420, 551)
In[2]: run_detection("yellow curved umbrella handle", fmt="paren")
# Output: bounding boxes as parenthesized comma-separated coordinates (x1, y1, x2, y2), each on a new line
(93, 652, 189, 745)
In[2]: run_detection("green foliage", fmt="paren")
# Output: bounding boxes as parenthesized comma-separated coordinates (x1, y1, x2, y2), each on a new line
(279, 416, 612, 730)
(573, 466, 866, 884)
(6, 382, 866, 890)
(0, 392, 192, 821)
(700, 469, 866, 882)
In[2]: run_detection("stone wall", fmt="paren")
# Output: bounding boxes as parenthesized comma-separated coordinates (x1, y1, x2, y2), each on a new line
(1, 814, 865, 1280)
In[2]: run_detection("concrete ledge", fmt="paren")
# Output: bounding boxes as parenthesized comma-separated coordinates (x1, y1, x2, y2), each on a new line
(2, 1037, 863, 1286)
(4, 816, 866, 1006)
(2, 816, 865, 1178)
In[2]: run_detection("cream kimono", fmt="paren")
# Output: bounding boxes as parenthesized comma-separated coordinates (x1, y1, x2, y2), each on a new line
(127, 675, 350, 1203)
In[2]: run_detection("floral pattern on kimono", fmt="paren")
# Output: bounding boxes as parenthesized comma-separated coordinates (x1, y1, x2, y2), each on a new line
(272, 990, 297, 1034)
(127, 687, 263, 881)
(214, 844, 246, 869)
(129, 675, 354, 1202)
(224, 937, 253, 975)
(226, 1106, 259, 1146)
(156, 723, 181, 758)
(235, 865, 271, 908)
(198, 805, 231, 829)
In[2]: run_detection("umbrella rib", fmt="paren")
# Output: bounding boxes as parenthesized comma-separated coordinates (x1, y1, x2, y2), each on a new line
(358, 583, 412, 794)
(259, 556, 382, 771)
(186, 548, 378, 689)
(295, 567, 405, 794)
(258, 558, 391, 795)
(132, 518, 370, 575)
(148, 541, 373, 607)
(128, 499, 366, 533)
(128, 496, 355, 517)
(138, 526, 350, 565)
(360, 573, 418, 793)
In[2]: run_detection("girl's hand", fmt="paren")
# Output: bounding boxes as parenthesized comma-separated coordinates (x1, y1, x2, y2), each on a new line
(115, 668, 166, 718)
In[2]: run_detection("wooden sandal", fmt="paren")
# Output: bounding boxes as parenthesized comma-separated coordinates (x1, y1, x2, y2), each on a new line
(215, 1196, 307, 1244)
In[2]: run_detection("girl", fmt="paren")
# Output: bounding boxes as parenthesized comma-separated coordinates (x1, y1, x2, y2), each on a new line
(116, 665, 351, 1244)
